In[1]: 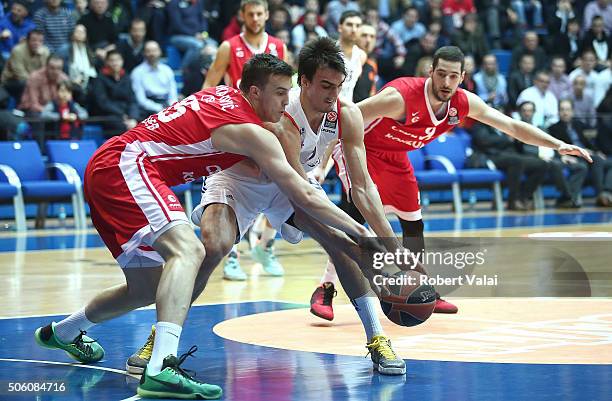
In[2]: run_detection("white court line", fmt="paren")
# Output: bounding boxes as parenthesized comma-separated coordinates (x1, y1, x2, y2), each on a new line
(0, 358, 129, 375)
(119, 396, 141, 401)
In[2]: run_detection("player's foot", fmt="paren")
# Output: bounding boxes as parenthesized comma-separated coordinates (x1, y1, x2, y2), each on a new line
(309, 282, 336, 321)
(34, 322, 104, 363)
(126, 325, 155, 374)
(434, 293, 458, 314)
(137, 346, 222, 399)
(365, 335, 406, 375)
(223, 255, 247, 281)
(251, 243, 284, 276)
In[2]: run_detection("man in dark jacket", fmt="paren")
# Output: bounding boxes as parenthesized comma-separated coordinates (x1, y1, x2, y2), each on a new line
(548, 99, 612, 206)
(167, 0, 212, 69)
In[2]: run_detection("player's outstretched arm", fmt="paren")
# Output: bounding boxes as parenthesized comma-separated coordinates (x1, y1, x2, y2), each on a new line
(357, 86, 406, 126)
(212, 123, 371, 239)
(202, 41, 231, 89)
(466, 91, 593, 162)
(262, 117, 308, 180)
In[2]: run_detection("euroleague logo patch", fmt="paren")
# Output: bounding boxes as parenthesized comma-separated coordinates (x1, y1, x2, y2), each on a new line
(324, 111, 338, 129)
(448, 107, 459, 125)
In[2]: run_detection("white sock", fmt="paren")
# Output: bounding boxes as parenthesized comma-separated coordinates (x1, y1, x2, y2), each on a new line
(54, 307, 95, 343)
(147, 322, 182, 376)
(320, 260, 338, 285)
(352, 295, 384, 342)
(249, 214, 266, 249)
(259, 226, 277, 248)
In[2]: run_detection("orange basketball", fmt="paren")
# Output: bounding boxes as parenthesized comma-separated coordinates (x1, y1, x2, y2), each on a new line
(379, 270, 436, 327)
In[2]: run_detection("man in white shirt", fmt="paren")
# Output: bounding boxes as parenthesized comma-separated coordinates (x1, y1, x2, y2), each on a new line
(516, 70, 559, 128)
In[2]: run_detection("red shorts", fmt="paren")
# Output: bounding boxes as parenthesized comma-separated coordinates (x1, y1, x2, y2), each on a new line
(333, 143, 421, 221)
(84, 138, 190, 268)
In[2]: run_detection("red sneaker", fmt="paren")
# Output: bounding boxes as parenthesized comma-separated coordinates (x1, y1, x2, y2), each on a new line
(310, 282, 337, 321)
(434, 294, 458, 314)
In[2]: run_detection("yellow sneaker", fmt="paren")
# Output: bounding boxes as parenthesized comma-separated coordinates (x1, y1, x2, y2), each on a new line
(365, 335, 406, 375)
(126, 326, 155, 374)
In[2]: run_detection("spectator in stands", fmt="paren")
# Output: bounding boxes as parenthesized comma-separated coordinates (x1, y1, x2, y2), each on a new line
(131, 40, 177, 119)
(116, 18, 146, 73)
(569, 50, 600, 101)
(515, 100, 587, 208)
(510, 0, 544, 30)
(109, 0, 133, 34)
(597, 85, 612, 154)
(167, 0, 213, 69)
(428, 18, 450, 47)
(57, 24, 97, 102)
(551, 17, 581, 68)
(596, 52, 612, 106)
(181, 45, 214, 96)
(402, 32, 438, 76)
(461, 54, 476, 92)
(363, 8, 406, 82)
(508, 53, 535, 106)
(549, 99, 612, 206)
(325, 0, 360, 35)
(19, 54, 67, 114)
(570, 75, 598, 128)
(0, 0, 35, 56)
(297, 0, 324, 26)
(71, 0, 89, 22)
(41, 80, 88, 139)
(580, 15, 611, 70)
(34, 0, 75, 53)
(353, 23, 377, 102)
(474, 53, 508, 110)
(1, 30, 48, 103)
(583, 0, 612, 34)
(135, 0, 167, 45)
(267, 5, 291, 36)
(548, 56, 572, 101)
(450, 13, 488, 64)
(470, 121, 548, 211)
(291, 10, 327, 54)
(441, 0, 475, 34)
(390, 7, 426, 45)
(511, 30, 547, 71)
(517, 70, 559, 128)
(78, 0, 118, 62)
(547, 0, 575, 35)
(90, 50, 139, 136)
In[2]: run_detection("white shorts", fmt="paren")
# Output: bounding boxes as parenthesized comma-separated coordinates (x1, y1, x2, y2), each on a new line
(191, 171, 325, 244)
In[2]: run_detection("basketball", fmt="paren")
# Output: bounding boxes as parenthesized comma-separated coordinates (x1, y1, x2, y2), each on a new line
(379, 270, 437, 327)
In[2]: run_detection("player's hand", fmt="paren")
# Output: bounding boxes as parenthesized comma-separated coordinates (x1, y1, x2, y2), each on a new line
(558, 143, 592, 163)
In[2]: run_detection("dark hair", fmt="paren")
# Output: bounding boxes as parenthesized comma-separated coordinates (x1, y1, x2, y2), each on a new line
(105, 49, 122, 61)
(432, 46, 465, 71)
(518, 100, 535, 111)
(46, 53, 64, 65)
(558, 98, 573, 110)
(240, 0, 267, 11)
(339, 10, 362, 25)
(27, 29, 44, 40)
(239, 53, 293, 92)
(57, 80, 73, 92)
(298, 37, 346, 85)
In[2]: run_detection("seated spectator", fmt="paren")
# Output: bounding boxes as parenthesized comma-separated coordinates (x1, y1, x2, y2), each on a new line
(390, 7, 426, 45)
(18, 54, 68, 115)
(580, 16, 611, 70)
(516, 70, 559, 128)
(78, 0, 118, 62)
(474, 53, 509, 110)
(71, 0, 89, 22)
(297, 0, 324, 27)
(291, 10, 327, 53)
(167, 0, 213, 69)
(57, 24, 97, 101)
(510, 0, 544, 29)
(460, 54, 476, 93)
(89, 50, 139, 136)
(325, 0, 360, 35)
(570, 75, 597, 128)
(515, 100, 587, 208)
(547, 0, 575, 35)
(402, 32, 438, 77)
(451, 13, 488, 64)
(415, 56, 433, 78)
(470, 121, 548, 211)
(1, 29, 49, 103)
(508, 53, 535, 107)
(363, 8, 406, 83)
(109, 0, 133, 34)
(34, 0, 75, 54)
(116, 18, 146, 73)
(510, 31, 547, 72)
(182, 46, 214, 97)
(549, 99, 612, 207)
(569, 50, 601, 101)
(428, 19, 450, 47)
(135, 0, 167, 45)
(0, 0, 35, 57)
(597, 85, 612, 155)
(419, 0, 444, 27)
(131, 41, 177, 119)
(441, 0, 475, 34)
(41, 80, 88, 139)
(550, 17, 581, 68)
(267, 5, 291, 36)
(353, 23, 378, 103)
(0, 86, 24, 140)
(583, 0, 612, 34)
(548, 56, 572, 101)
(596, 52, 612, 106)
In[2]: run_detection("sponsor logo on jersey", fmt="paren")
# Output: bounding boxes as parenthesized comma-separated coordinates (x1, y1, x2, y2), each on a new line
(411, 111, 420, 123)
(268, 42, 278, 56)
(167, 194, 177, 203)
(235, 47, 244, 58)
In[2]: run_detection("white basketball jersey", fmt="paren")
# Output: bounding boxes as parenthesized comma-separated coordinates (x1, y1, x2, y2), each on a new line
(285, 87, 341, 173)
(339, 44, 364, 101)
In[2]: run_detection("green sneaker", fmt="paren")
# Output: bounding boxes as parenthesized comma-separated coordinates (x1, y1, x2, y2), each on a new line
(223, 255, 247, 281)
(137, 346, 222, 399)
(34, 322, 104, 363)
(251, 243, 284, 276)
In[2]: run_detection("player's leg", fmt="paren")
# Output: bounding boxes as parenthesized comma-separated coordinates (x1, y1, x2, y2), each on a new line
(251, 215, 285, 276)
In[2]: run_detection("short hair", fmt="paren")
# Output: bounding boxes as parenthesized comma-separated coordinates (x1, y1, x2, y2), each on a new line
(27, 29, 44, 40)
(239, 53, 293, 92)
(105, 49, 122, 61)
(559, 98, 573, 110)
(518, 101, 535, 111)
(339, 10, 362, 25)
(46, 53, 64, 65)
(57, 80, 73, 92)
(131, 18, 146, 28)
(298, 37, 346, 85)
(432, 46, 465, 71)
(240, 0, 267, 11)
(404, 6, 419, 15)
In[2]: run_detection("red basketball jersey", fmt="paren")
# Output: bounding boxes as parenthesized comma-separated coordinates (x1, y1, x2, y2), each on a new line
(91, 86, 262, 186)
(226, 33, 285, 88)
(364, 77, 470, 152)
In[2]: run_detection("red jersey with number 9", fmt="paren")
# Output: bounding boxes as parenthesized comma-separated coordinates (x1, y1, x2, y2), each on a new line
(89, 86, 261, 186)
(226, 33, 285, 89)
(364, 77, 470, 152)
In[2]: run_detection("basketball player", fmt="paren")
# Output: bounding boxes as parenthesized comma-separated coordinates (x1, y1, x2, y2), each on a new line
(33, 54, 376, 400)
(309, 46, 593, 319)
(337, 10, 367, 102)
(127, 37, 408, 377)
(203, 0, 289, 281)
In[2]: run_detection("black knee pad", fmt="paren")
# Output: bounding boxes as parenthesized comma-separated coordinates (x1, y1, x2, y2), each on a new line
(400, 219, 424, 252)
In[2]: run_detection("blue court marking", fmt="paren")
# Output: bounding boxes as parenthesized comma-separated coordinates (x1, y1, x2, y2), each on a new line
(1, 210, 611, 253)
(0, 301, 609, 401)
